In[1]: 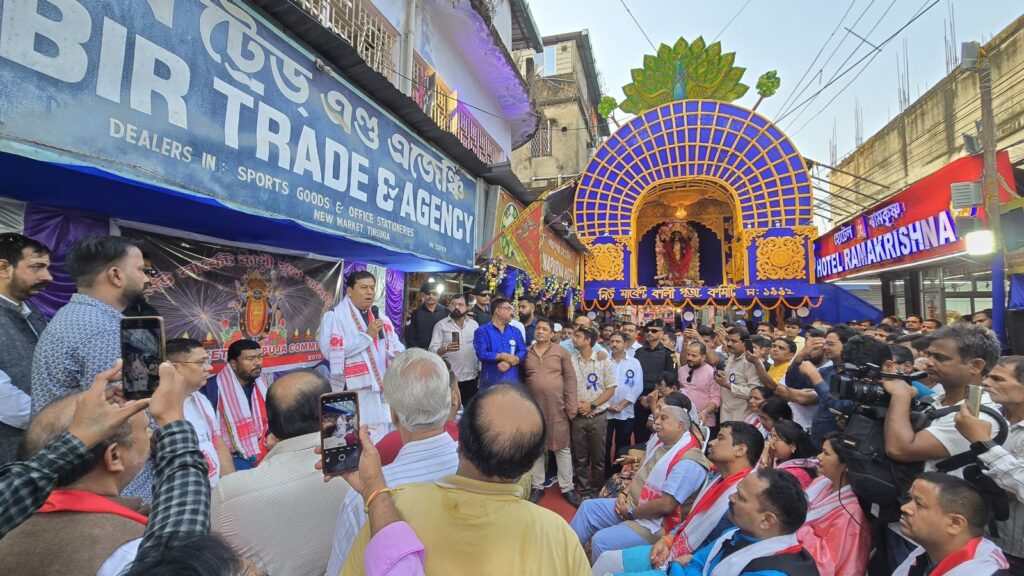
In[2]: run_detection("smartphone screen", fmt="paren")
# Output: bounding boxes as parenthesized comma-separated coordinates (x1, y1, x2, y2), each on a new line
(452, 331, 460, 344)
(320, 392, 361, 476)
(120, 317, 165, 400)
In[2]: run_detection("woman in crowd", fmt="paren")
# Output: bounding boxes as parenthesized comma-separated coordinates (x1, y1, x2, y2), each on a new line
(755, 396, 792, 439)
(742, 386, 772, 434)
(762, 419, 818, 488)
(796, 433, 871, 576)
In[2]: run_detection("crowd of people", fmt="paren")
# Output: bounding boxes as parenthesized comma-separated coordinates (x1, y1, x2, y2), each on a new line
(0, 230, 1021, 575)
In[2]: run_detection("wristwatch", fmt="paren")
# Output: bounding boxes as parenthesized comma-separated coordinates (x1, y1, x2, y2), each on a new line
(626, 506, 635, 521)
(970, 440, 998, 456)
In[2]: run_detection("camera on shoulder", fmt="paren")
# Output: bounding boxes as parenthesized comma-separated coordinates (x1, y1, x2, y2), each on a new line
(830, 362, 927, 411)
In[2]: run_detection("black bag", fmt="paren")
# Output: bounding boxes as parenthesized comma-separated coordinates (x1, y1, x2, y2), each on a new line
(838, 404, 1009, 522)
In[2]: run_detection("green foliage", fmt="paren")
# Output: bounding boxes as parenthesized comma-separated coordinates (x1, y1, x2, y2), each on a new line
(598, 95, 619, 119)
(620, 36, 748, 114)
(756, 70, 781, 98)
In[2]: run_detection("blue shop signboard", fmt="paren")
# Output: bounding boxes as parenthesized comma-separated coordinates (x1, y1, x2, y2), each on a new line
(0, 0, 478, 268)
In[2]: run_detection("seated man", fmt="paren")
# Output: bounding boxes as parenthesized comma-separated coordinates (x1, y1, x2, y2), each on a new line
(212, 369, 348, 576)
(593, 421, 764, 574)
(894, 473, 1010, 575)
(327, 349, 460, 574)
(0, 361, 210, 576)
(340, 384, 590, 575)
(571, 393, 708, 561)
(670, 468, 819, 576)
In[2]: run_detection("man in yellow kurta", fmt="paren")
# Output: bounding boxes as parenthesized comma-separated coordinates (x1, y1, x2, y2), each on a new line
(340, 384, 590, 576)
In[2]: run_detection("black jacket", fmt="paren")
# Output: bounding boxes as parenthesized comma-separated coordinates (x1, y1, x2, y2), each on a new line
(405, 304, 448, 349)
(469, 305, 491, 327)
(633, 344, 676, 392)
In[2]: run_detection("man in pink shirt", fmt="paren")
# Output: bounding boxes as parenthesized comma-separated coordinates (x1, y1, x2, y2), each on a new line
(678, 341, 719, 430)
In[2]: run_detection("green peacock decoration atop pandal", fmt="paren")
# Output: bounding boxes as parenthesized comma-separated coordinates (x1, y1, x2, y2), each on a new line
(607, 36, 780, 118)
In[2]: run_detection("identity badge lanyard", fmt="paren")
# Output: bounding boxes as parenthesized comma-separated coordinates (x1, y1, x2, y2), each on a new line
(624, 369, 636, 388)
(587, 372, 599, 391)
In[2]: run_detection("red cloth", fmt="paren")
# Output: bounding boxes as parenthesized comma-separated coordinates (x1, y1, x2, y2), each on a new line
(376, 422, 459, 465)
(38, 489, 148, 525)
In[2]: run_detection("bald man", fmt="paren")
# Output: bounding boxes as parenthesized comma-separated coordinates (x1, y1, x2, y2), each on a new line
(211, 370, 349, 576)
(341, 384, 590, 575)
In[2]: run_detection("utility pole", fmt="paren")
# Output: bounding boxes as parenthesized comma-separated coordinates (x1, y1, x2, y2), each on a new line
(964, 41, 1006, 345)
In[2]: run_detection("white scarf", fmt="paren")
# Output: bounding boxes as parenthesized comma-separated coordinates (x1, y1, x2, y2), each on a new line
(184, 391, 221, 486)
(216, 367, 269, 459)
(671, 469, 751, 558)
(325, 297, 396, 392)
(635, 432, 698, 533)
(894, 538, 1009, 576)
(803, 476, 857, 523)
(704, 528, 801, 576)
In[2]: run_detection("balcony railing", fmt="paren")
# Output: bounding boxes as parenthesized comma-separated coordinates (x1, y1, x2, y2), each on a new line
(297, 0, 398, 85)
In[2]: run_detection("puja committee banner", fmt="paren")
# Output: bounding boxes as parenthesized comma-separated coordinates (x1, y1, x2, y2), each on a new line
(122, 228, 342, 372)
(492, 189, 543, 281)
(0, 0, 478, 267)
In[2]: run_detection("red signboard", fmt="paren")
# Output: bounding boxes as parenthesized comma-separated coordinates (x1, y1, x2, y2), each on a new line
(814, 153, 1014, 281)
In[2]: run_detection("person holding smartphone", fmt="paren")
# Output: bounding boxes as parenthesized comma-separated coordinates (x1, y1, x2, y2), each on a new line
(428, 293, 479, 406)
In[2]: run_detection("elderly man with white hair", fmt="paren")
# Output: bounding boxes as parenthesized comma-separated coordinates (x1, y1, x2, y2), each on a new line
(325, 349, 460, 575)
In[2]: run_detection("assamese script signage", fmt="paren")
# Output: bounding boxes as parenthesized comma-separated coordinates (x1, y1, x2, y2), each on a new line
(814, 154, 1013, 281)
(0, 0, 478, 268)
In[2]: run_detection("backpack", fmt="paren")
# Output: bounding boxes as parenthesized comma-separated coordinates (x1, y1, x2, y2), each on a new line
(838, 403, 1009, 523)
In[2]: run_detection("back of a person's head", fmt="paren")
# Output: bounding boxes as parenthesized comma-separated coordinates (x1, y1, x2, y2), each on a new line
(918, 472, 991, 537)
(756, 468, 808, 533)
(719, 421, 764, 467)
(382, 349, 452, 432)
(841, 334, 893, 367)
(265, 370, 331, 441)
(65, 235, 138, 288)
(124, 533, 260, 576)
(458, 384, 545, 481)
(928, 323, 1001, 373)
(759, 396, 793, 422)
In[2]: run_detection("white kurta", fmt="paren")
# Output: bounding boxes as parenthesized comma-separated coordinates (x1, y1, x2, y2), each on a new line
(319, 297, 404, 441)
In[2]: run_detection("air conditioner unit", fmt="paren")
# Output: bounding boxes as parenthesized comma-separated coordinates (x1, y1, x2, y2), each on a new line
(950, 181, 982, 209)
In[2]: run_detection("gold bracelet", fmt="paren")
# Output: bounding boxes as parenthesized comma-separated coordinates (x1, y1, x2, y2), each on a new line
(364, 486, 400, 513)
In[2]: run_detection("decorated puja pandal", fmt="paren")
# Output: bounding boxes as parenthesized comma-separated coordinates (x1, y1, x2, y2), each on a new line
(574, 37, 824, 325)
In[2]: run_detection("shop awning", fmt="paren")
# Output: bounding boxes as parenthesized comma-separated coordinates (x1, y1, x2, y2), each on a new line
(0, 149, 460, 272)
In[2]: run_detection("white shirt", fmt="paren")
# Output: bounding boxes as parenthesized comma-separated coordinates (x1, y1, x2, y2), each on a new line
(510, 319, 526, 341)
(183, 391, 222, 487)
(627, 341, 642, 358)
(428, 316, 480, 382)
(608, 356, 644, 420)
(326, 431, 459, 576)
(212, 432, 350, 576)
(923, 390, 1000, 475)
(0, 295, 34, 429)
(979, 418, 1024, 556)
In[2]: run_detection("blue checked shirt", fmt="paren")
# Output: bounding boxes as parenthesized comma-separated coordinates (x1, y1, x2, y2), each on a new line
(474, 322, 526, 388)
(30, 294, 154, 501)
(0, 431, 90, 539)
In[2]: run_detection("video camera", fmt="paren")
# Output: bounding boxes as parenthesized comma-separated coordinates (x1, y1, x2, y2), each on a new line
(830, 363, 927, 408)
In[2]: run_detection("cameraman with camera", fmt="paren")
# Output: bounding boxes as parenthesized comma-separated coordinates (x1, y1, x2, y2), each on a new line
(881, 324, 1001, 472)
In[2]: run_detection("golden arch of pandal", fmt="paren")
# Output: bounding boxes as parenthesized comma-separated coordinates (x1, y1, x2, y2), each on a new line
(574, 99, 823, 322)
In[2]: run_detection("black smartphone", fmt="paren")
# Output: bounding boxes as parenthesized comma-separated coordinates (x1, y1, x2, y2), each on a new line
(120, 316, 165, 400)
(320, 391, 361, 476)
(744, 339, 754, 353)
(452, 331, 460, 344)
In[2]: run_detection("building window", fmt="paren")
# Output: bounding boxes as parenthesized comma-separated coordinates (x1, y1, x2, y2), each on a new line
(300, 0, 398, 85)
(531, 120, 552, 157)
(540, 45, 558, 76)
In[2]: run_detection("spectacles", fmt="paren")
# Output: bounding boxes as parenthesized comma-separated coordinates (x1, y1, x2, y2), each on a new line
(144, 268, 158, 278)
(174, 359, 212, 367)
(496, 305, 513, 312)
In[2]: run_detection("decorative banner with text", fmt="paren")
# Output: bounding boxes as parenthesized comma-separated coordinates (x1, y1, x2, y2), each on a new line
(0, 0, 477, 267)
(122, 228, 342, 372)
(492, 189, 544, 281)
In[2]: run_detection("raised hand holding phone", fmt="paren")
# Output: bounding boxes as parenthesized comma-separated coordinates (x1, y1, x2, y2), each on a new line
(320, 391, 362, 477)
(120, 316, 165, 400)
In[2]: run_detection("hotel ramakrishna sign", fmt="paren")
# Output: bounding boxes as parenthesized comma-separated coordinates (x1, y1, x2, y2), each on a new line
(814, 154, 1014, 282)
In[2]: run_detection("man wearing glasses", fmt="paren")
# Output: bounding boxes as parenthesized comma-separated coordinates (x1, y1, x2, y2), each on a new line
(633, 320, 676, 444)
(167, 338, 235, 486)
(473, 297, 526, 389)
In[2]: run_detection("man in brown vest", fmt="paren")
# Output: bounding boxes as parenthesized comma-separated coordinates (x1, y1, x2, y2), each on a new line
(0, 360, 205, 576)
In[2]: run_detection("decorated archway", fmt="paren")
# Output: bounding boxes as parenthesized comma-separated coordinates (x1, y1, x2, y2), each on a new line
(575, 99, 822, 311)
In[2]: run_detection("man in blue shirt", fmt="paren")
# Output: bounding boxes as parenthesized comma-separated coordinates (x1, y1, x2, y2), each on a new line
(473, 297, 525, 389)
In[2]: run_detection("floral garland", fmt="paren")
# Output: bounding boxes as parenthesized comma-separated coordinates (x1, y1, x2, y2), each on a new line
(535, 275, 573, 304)
(485, 257, 507, 294)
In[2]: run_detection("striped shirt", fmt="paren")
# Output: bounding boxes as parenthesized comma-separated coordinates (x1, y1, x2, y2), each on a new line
(326, 431, 459, 575)
(980, 419, 1024, 556)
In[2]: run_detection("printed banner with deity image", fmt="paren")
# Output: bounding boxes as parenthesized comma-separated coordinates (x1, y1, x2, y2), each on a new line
(121, 228, 342, 372)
